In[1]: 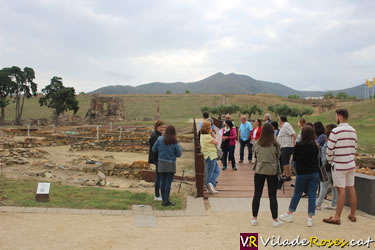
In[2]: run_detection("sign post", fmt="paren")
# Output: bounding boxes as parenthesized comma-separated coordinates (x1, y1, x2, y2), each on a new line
(36, 183, 50, 202)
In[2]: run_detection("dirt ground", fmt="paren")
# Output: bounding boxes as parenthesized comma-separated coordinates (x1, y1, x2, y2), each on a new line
(0, 206, 374, 249)
(1, 141, 195, 197)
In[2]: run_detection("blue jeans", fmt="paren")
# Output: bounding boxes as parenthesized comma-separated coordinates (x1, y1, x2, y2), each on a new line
(289, 172, 320, 216)
(159, 172, 174, 203)
(222, 145, 236, 169)
(212, 161, 220, 186)
(240, 139, 252, 161)
(154, 163, 161, 197)
(205, 157, 217, 186)
(316, 172, 337, 207)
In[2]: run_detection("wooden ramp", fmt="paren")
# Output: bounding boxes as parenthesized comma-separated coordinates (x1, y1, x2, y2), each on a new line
(204, 141, 295, 198)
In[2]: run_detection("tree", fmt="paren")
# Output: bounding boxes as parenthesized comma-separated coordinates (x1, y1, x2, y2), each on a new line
(200, 106, 211, 113)
(166, 90, 172, 94)
(241, 104, 263, 120)
(185, 90, 191, 94)
(298, 107, 314, 118)
(288, 94, 300, 99)
(323, 91, 334, 99)
(0, 68, 16, 125)
(39, 76, 79, 125)
(336, 92, 349, 100)
(5, 66, 38, 125)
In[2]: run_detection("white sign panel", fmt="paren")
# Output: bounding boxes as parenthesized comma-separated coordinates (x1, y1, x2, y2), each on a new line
(36, 183, 50, 194)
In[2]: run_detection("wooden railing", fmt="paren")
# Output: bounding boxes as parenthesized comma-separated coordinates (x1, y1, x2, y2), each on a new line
(193, 118, 205, 198)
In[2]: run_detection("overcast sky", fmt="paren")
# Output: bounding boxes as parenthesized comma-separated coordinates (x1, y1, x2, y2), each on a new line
(1, 0, 375, 92)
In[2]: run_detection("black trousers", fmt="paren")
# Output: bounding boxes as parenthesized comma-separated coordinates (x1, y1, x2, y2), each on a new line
(252, 173, 278, 219)
(239, 139, 252, 161)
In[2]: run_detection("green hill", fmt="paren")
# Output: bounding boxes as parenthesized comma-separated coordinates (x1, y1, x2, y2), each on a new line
(2, 94, 374, 154)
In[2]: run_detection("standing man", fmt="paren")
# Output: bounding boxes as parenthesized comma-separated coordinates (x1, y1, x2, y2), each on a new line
(323, 109, 357, 225)
(239, 115, 253, 164)
(277, 115, 296, 181)
(199, 111, 215, 133)
(264, 113, 272, 123)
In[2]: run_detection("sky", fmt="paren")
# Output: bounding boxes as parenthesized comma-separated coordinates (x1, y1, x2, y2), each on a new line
(1, 0, 375, 93)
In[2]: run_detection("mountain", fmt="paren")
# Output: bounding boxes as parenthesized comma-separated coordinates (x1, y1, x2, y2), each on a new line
(89, 72, 365, 98)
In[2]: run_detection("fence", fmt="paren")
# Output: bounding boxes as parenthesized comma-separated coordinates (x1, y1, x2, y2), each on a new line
(193, 118, 205, 198)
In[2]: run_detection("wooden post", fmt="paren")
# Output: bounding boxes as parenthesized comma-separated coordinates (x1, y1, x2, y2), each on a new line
(27, 124, 31, 137)
(96, 125, 99, 142)
(118, 126, 122, 140)
(195, 153, 205, 198)
(110, 122, 112, 131)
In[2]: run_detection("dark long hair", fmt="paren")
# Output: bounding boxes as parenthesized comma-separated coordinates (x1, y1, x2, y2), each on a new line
(325, 124, 337, 138)
(301, 125, 316, 144)
(225, 120, 233, 129)
(258, 123, 277, 147)
(313, 121, 325, 136)
(164, 125, 177, 145)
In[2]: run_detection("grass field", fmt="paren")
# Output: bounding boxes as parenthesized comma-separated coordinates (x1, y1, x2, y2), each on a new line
(0, 178, 183, 210)
(3, 94, 310, 127)
(2, 94, 374, 154)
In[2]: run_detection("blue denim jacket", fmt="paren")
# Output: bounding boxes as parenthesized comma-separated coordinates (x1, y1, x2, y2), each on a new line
(152, 136, 182, 163)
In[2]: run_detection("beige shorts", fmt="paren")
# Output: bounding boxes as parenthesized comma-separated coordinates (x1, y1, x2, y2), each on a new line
(332, 168, 355, 188)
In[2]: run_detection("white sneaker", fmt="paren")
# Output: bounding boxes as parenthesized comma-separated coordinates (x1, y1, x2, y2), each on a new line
(251, 218, 257, 226)
(279, 213, 293, 223)
(307, 218, 313, 227)
(315, 205, 322, 210)
(207, 183, 214, 194)
(211, 184, 219, 193)
(154, 196, 162, 201)
(272, 220, 283, 228)
(324, 204, 337, 210)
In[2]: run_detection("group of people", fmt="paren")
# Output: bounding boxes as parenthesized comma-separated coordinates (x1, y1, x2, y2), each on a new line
(147, 108, 358, 227)
(148, 120, 181, 206)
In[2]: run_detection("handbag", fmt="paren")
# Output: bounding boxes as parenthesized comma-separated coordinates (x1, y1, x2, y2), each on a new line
(277, 161, 284, 192)
(318, 147, 329, 182)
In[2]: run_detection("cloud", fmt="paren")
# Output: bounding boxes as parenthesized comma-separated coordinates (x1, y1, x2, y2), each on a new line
(0, 0, 375, 92)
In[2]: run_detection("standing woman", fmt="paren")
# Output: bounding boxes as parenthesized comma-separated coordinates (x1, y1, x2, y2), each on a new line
(251, 119, 263, 142)
(221, 120, 237, 171)
(251, 123, 283, 227)
(314, 121, 326, 148)
(316, 124, 338, 210)
(152, 125, 182, 206)
(148, 120, 166, 201)
(200, 121, 220, 193)
(280, 126, 320, 227)
(251, 119, 263, 164)
(296, 119, 306, 143)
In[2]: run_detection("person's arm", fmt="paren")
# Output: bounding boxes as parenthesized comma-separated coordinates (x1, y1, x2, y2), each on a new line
(248, 123, 252, 139)
(149, 133, 158, 146)
(210, 138, 219, 145)
(292, 133, 296, 144)
(175, 143, 182, 157)
(227, 128, 237, 139)
(293, 144, 299, 162)
(152, 138, 159, 152)
(326, 132, 336, 164)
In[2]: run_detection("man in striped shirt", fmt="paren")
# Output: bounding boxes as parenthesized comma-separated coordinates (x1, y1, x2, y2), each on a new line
(323, 109, 357, 225)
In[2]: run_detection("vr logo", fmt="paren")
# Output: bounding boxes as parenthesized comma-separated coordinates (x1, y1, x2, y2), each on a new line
(240, 233, 258, 250)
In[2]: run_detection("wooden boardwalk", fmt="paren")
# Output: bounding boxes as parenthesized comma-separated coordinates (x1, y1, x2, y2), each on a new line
(204, 132, 295, 198)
